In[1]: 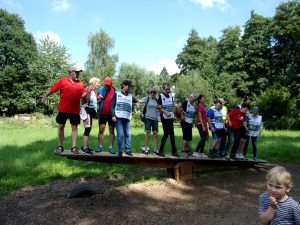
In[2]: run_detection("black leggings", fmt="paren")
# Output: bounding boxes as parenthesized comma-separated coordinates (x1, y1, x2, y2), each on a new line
(83, 108, 96, 136)
(244, 136, 258, 158)
(159, 117, 177, 153)
(196, 124, 206, 153)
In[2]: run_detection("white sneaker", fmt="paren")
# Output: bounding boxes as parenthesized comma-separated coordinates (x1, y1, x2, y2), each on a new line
(192, 152, 199, 157)
(235, 153, 241, 159)
(199, 153, 208, 158)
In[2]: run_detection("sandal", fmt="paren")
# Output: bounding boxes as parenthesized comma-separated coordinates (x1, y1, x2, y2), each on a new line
(71, 147, 79, 154)
(56, 145, 64, 153)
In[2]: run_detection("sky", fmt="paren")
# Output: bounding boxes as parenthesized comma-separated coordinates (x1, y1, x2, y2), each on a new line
(0, 0, 286, 74)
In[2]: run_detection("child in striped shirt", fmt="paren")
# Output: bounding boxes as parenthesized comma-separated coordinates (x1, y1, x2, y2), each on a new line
(259, 166, 300, 225)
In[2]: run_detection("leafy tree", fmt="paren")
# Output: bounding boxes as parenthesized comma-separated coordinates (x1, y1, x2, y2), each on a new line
(176, 29, 218, 76)
(254, 84, 298, 129)
(174, 70, 211, 103)
(0, 9, 37, 115)
(217, 26, 244, 74)
(158, 67, 170, 83)
(117, 63, 159, 98)
(270, 0, 300, 97)
(85, 29, 118, 78)
(30, 36, 72, 114)
(241, 11, 272, 94)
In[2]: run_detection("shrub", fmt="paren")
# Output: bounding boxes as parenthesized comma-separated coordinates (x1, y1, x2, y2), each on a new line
(254, 84, 299, 129)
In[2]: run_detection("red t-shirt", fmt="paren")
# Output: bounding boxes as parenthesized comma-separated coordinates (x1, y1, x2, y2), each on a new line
(50, 77, 85, 114)
(100, 87, 115, 114)
(227, 108, 245, 129)
(196, 103, 207, 125)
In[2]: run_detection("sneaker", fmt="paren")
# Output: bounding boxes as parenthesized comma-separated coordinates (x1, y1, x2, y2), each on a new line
(109, 147, 115, 154)
(118, 151, 123, 157)
(158, 151, 165, 157)
(153, 149, 159, 155)
(253, 157, 257, 161)
(239, 154, 246, 160)
(141, 146, 150, 154)
(199, 153, 208, 158)
(192, 152, 199, 157)
(80, 147, 93, 154)
(125, 151, 133, 156)
(95, 146, 103, 153)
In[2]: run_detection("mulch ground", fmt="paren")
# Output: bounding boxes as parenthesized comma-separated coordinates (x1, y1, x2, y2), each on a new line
(1, 163, 299, 225)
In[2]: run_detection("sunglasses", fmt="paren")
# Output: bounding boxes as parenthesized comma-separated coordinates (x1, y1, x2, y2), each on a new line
(164, 88, 170, 91)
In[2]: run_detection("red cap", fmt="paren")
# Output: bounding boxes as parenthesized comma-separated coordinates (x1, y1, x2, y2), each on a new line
(104, 77, 112, 86)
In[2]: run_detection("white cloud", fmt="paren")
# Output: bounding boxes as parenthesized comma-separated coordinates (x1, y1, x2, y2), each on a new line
(190, 0, 230, 11)
(2, 0, 23, 10)
(52, 0, 71, 12)
(35, 31, 62, 44)
(147, 58, 180, 75)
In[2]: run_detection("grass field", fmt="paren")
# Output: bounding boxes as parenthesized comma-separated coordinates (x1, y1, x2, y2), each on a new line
(0, 117, 299, 197)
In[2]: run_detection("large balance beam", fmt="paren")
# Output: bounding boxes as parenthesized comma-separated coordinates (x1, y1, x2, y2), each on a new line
(57, 151, 267, 180)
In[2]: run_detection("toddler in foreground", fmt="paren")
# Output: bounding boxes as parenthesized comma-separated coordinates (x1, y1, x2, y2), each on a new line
(259, 166, 300, 224)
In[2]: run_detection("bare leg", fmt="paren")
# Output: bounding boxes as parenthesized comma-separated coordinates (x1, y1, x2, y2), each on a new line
(108, 126, 115, 147)
(98, 124, 106, 146)
(58, 123, 65, 146)
(71, 124, 78, 148)
(153, 133, 158, 151)
(145, 132, 151, 149)
(83, 135, 89, 148)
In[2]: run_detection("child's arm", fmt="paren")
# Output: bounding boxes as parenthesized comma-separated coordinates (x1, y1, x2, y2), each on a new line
(259, 196, 277, 225)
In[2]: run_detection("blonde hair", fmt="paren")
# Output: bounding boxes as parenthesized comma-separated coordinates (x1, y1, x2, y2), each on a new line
(266, 166, 293, 189)
(89, 77, 100, 85)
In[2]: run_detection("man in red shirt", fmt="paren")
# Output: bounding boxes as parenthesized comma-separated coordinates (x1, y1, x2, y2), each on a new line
(225, 103, 249, 160)
(42, 66, 85, 154)
(95, 77, 117, 154)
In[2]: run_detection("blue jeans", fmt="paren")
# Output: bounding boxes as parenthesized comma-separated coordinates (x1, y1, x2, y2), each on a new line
(116, 118, 131, 153)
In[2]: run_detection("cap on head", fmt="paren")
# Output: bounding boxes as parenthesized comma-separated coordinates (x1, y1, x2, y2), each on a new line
(122, 80, 133, 87)
(253, 106, 259, 113)
(69, 65, 83, 72)
(104, 77, 113, 86)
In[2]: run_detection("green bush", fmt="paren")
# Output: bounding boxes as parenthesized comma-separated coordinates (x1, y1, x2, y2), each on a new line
(254, 84, 299, 129)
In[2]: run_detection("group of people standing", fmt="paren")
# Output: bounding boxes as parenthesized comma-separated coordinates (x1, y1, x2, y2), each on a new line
(42, 67, 263, 160)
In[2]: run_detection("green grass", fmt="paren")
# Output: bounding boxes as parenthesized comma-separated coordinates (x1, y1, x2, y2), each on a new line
(0, 117, 299, 197)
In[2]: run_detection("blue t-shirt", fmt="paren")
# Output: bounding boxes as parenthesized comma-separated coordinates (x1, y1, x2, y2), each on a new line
(259, 192, 300, 225)
(207, 108, 224, 130)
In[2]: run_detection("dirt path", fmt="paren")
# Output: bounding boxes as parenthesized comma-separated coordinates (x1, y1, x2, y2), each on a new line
(1, 163, 299, 225)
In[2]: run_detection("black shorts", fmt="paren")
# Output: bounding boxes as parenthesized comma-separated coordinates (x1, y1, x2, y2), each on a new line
(98, 114, 115, 127)
(56, 112, 80, 125)
(181, 121, 193, 141)
(215, 128, 226, 139)
(240, 126, 247, 139)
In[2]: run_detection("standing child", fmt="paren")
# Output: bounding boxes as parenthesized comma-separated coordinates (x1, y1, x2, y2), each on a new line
(259, 166, 300, 225)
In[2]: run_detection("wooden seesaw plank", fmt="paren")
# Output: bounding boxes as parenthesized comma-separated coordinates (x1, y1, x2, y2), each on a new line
(56, 150, 267, 180)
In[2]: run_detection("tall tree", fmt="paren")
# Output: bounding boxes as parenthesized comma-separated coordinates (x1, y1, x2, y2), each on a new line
(117, 63, 159, 98)
(85, 29, 118, 78)
(270, 0, 300, 97)
(217, 26, 244, 74)
(158, 67, 170, 83)
(0, 9, 37, 115)
(176, 29, 218, 76)
(241, 11, 272, 94)
(30, 36, 71, 114)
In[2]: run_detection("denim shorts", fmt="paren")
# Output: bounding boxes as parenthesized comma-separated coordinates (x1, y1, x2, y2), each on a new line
(144, 118, 158, 133)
